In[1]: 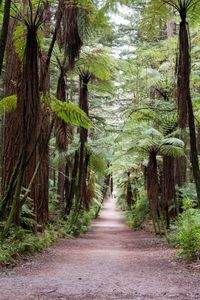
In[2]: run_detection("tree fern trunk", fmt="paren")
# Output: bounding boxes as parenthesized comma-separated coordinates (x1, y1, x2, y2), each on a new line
(0, 0, 11, 75)
(78, 75, 90, 210)
(147, 152, 158, 232)
(3, 18, 41, 230)
(126, 171, 133, 207)
(65, 150, 79, 215)
(178, 14, 200, 205)
(162, 156, 175, 228)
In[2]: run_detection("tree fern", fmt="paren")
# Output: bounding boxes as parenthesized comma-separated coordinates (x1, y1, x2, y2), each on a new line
(76, 46, 111, 81)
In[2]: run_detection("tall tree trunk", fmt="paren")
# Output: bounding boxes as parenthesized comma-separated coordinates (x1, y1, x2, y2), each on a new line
(57, 164, 66, 204)
(31, 3, 51, 224)
(126, 171, 133, 207)
(162, 156, 176, 228)
(3, 18, 41, 233)
(55, 65, 73, 208)
(0, 0, 11, 75)
(78, 74, 90, 210)
(147, 152, 158, 232)
(178, 13, 200, 205)
(197, 124, 200, 154)
(34, 110, 49, 224)
(174, 11, 188, 190)
(1, 18, 21, 216)
(65, 150, 79, 215)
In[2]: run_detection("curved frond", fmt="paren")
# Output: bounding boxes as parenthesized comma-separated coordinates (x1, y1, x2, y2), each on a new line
(161, 137, 185, 148)
(159, 144, 185, 157)
(139, 138, 159, 153)
(76, 46, 111, 80)
(89, 154, 107, 175)
(51, 99, 91, 129)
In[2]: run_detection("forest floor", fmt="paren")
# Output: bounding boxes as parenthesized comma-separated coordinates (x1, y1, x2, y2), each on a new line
(1, 198, 200, 300)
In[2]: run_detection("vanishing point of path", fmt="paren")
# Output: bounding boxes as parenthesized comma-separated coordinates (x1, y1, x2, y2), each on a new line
(1, 198, 200, 300)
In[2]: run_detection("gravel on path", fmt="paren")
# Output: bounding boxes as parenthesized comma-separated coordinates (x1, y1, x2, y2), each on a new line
(0, 197, 200, 300)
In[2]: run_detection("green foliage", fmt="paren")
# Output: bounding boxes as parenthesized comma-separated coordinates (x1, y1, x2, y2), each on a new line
(13, 23, 26, 61)
(0, 228, 45, 265)
(124, 193, 149, 229)
(0, 94, 91, 129)
(13, 7, 44, 60)
(89, 154, 107, 175)
(51, 99, 91, 129)
(159, 138, 185, 157)
(76, 46, 111, 80)
(139, 0, 168, 40)
(0, 201, 97, 265)
(65, 209, 95, 236)
(169, 199, 200, 261)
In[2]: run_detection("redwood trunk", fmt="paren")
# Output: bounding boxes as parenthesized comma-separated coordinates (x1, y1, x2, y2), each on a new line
(147, 152, 158, 225)
(78, 75, 90, 210)
(178, 16, 200, 205)
(162, 156, 176, 228)
(65, 150, 79, 215)
(2, 18, 21, 196)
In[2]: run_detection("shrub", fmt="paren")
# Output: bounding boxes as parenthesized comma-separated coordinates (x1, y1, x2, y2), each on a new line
(0, 207, 96, 266)
(169, 198, 200, 261)
(0, 228, 46, 265)
(125, 193, 149, 229)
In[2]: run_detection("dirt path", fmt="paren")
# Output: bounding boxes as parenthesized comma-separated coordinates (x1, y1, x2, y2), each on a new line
(0, 198, 200, 300)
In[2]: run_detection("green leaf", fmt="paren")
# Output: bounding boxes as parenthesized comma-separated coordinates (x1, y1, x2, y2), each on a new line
(89, 154, 107, 174)
(13, 23, 26, 61)
(161, 137, 185, 148)
(160, 145, 184, 158)
(51, 99, 91, 129)
(76, 46, 111, 81)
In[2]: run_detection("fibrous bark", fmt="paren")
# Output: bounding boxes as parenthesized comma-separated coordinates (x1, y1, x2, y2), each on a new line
(147, 152, 159, 232)
(2, 18, 21, 201)
(78, 73, 90, 210)
(162, 156, 176, 228)
(0, 0, 12, 75)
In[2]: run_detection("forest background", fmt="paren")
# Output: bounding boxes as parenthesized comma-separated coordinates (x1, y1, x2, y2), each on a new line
(0, 0, 200, 263)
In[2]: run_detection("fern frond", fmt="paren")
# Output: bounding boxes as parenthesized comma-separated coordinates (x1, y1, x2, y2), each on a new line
(157, 113, 177, 136)
(51, 99, 91, 129)
(139, 138, 159, 153)
(76, 46, 111, 80)
(89, 154, 107, 175)
(160, 137, 185, 148)
(159, 145, 185, 157)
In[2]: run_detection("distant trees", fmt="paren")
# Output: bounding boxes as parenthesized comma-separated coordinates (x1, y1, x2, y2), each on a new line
(112, 0, 200, 231)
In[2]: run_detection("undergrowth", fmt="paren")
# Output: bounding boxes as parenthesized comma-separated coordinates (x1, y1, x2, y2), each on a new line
(120, 193, 149, 229)
(169, 198, 200, 261)
(0, 208, 96, 266)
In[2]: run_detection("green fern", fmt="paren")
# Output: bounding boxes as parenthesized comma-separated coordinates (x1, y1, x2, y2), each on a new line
(76, 46, 111, 81)
(89, 154, 107, 175)
(51, 99, 91, 129)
